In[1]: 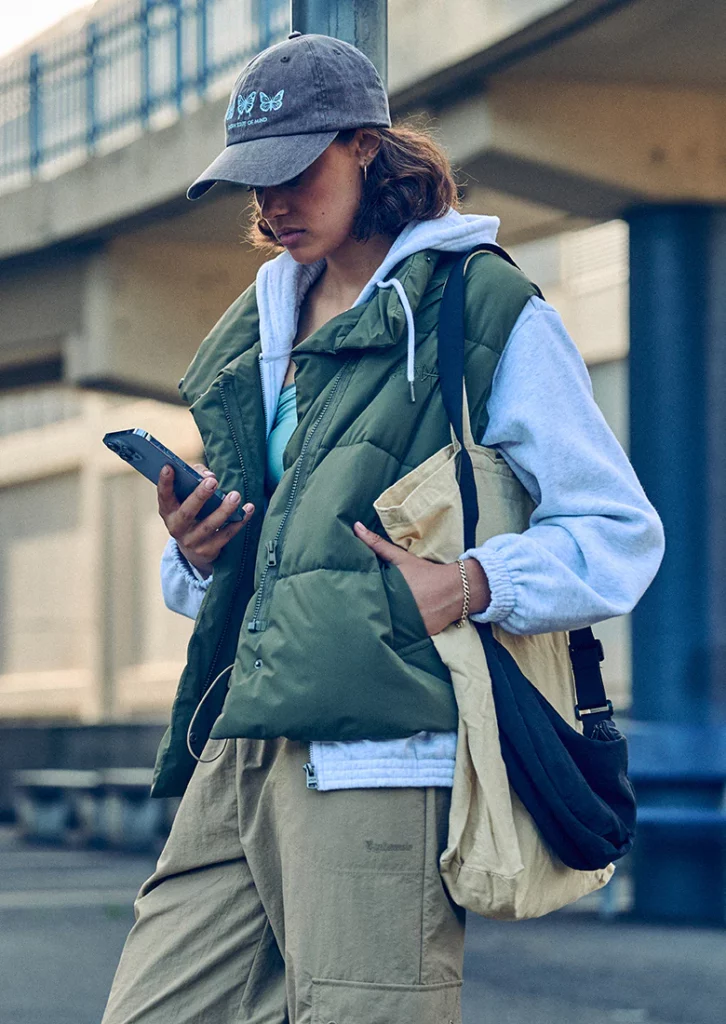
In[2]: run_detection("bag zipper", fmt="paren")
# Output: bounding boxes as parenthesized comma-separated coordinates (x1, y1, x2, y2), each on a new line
(247, 359, 355, 632)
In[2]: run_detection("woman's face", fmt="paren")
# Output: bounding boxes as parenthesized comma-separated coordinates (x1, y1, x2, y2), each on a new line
(253, 130, 378, 264)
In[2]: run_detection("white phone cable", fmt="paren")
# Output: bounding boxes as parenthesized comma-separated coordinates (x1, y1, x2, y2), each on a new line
(186, 662, 235, 763)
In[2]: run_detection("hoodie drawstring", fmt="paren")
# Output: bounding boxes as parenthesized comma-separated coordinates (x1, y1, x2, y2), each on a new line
(377, 278, 417, 402)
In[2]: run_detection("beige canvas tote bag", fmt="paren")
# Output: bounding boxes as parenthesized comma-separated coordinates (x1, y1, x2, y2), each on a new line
(374, 388, 614, 920)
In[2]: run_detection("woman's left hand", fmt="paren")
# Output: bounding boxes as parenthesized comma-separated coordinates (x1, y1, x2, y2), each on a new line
(353, 521, 491, 636)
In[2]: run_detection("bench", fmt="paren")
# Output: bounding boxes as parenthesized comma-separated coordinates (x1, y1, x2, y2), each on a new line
(12, 768, 179, 851)
(12, 770, 101, 844)
(100, 769, 167, 851)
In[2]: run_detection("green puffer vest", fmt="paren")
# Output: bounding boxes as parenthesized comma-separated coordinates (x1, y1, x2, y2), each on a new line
(151, 248, 539, 797)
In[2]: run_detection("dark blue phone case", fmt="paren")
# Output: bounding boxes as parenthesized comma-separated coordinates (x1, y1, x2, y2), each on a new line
(102, 429, 243, 522)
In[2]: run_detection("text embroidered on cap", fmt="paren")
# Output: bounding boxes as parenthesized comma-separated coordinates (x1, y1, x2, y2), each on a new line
(226, 88, 285, 128)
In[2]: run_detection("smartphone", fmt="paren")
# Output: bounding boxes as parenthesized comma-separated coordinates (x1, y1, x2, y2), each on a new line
(102, 428, 243, 522)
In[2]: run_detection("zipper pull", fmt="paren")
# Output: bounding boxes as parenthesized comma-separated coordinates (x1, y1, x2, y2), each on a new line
(303, 763, 318, 790)
(265, 539, 277, 567)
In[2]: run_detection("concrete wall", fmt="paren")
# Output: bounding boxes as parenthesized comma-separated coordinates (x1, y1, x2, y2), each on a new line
(0, 389, 202, 723)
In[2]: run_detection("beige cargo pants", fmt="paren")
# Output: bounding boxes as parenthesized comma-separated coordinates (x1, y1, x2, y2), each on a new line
(101, 735, 465, 1024)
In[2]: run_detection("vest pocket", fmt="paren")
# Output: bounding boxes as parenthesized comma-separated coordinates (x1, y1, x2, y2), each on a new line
(380, 560, 429, 650)
(380, 561, 451, 684)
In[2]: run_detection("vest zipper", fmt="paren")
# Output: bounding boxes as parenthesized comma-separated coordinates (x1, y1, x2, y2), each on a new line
(303, 754, 319, 790)
(193, 378, 252, 728)
(247, 359, 354, 633)
(258, 352, 267, 425)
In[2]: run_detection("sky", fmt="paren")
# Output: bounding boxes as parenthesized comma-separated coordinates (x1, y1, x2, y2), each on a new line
(1, 1, 92, 59)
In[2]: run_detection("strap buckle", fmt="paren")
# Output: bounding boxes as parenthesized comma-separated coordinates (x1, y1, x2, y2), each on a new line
(574, 699, 613, 721)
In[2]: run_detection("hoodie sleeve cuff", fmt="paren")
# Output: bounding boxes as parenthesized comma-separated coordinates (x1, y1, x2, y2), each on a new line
(459, 547, 515, 624)
(170, 539, 212, 589)
(160, 537, 211, 620)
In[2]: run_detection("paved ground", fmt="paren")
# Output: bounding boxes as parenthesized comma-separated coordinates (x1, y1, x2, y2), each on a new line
(1, 827, 724, 1024)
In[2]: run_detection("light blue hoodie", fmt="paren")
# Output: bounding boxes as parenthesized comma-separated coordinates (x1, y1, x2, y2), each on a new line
(161, 208, 665, 791)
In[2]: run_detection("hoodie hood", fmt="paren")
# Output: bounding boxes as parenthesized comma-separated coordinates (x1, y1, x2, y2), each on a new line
(256, 207, 500, 432)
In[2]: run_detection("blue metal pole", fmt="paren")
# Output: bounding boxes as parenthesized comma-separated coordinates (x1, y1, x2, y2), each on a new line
(258, 0, 274, 48)
(173, 0, 184, 112)
(196, 0, 208, 94)
(627, 204, 726, 923)
(628, 206, 726, 726)
(28, 51, 41, 177)
(290, 0, 387, 85)
(140, 0, 151, 126)
(86, 21, 98, 153)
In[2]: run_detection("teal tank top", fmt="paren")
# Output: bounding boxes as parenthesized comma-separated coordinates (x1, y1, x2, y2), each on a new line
(265, 382, 297, 495)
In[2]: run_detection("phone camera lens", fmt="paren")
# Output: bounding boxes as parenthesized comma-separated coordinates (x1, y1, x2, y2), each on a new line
(108, 440, 141, 464)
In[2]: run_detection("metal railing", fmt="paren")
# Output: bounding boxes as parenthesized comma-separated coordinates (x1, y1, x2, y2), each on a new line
(0, 0, 288, 194)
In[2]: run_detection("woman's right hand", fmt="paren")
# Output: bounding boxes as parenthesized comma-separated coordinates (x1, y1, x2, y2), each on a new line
(157, 463, 255, 579)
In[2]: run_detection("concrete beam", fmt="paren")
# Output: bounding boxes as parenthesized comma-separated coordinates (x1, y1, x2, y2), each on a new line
(487, 79, 726, 205)
(436, 80, 726, 219)
(461, 185, 593, 245)
(0, 96, 231, 262)
(390, 0, 633, 107)
(388, 0, 571, 98)
(67, 232, 264, 403)
(0, 219, 264, 401)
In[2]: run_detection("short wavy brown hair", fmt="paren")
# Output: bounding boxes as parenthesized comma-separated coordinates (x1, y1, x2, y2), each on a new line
(246, 119, 461, 249)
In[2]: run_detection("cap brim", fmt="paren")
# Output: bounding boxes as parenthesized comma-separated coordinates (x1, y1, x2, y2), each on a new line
(187, 130, 339, 200)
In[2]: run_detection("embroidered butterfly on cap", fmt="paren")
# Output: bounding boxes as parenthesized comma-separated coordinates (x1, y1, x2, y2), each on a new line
(260, 90, 285, 112)
(235, 91, 257, 118)
(188, 32, 390, 199)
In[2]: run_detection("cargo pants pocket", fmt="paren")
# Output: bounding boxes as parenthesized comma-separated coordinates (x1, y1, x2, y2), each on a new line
(311, 977, 462, 1024)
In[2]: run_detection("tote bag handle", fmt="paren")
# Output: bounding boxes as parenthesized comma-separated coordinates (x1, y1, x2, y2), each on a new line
(436, 245, 613, 733)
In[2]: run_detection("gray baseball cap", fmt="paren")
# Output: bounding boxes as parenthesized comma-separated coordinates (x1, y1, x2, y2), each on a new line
(187, 32, 391, 200)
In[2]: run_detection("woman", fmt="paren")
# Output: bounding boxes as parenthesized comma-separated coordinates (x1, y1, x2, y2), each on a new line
(102, 32, 664, 1024)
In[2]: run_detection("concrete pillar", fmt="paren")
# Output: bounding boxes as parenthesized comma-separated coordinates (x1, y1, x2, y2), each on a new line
(626, 204, 726, 923)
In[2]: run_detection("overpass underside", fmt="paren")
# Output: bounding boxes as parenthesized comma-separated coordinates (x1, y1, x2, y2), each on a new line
(1, 0, 724, 399)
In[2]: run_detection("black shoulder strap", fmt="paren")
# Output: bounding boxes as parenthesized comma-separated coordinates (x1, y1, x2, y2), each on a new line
(436, 245, 612, 727)
(437, 248, 479, 552)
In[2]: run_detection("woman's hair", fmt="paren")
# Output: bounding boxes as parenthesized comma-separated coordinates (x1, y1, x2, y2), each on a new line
(246, 119, 461, 249)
